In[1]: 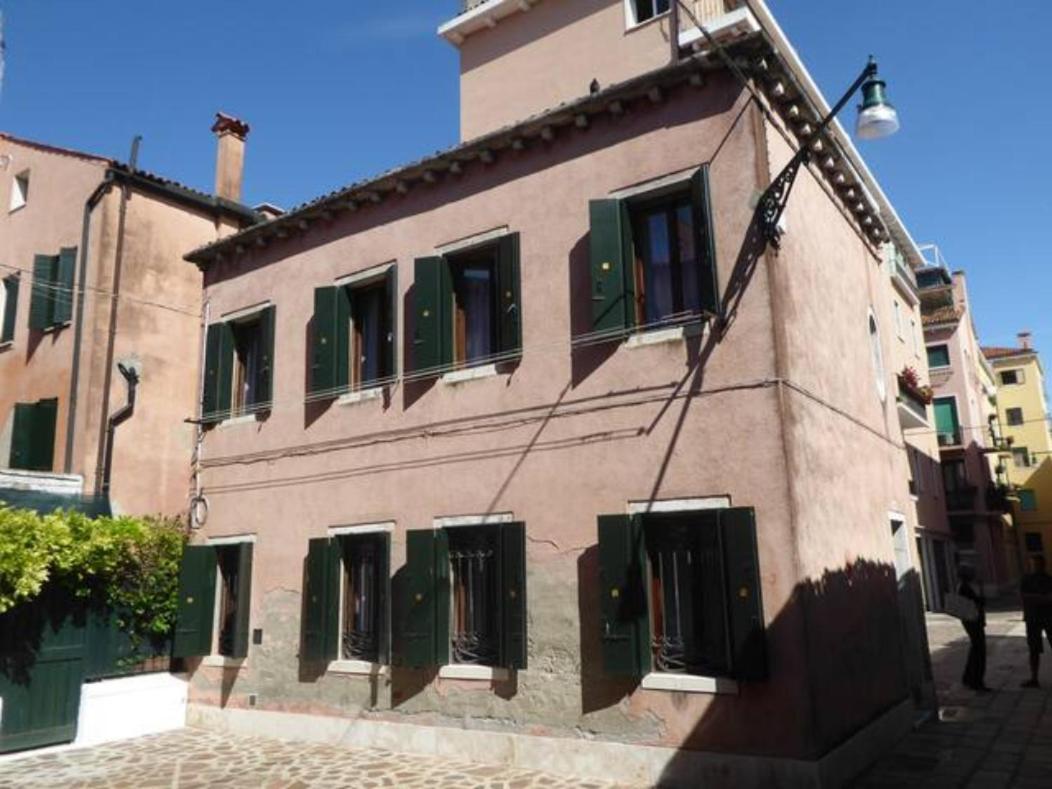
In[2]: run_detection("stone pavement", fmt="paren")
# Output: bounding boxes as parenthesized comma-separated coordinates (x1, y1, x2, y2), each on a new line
(0, 727, 636, 789)
(855, 607, 1052, 788)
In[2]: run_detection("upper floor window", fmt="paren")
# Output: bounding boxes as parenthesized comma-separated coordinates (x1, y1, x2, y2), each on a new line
(202, 306, 276, 423)
(1020, 491, 1039, 513)
(29, 248, 76, 332)
(1007, 407, 1024, 427)
(869, 312, 886, 402)
(0, 275, 18, 345)
(310, 265, 397, 400)
(589, 168, 718, 336)
(628, 0, 671, 26)
(9, 170, 29, 212)
(1013, 447, 1031, 469)
(8, 398, 58, 472)
(933, 397, 961, 446)
(1001, 369, 1024, 386)
(893, 299, 903, 340)
(927, 344, 950, 369)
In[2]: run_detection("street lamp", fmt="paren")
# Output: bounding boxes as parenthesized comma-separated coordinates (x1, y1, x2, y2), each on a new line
(760, 56, 900, 248)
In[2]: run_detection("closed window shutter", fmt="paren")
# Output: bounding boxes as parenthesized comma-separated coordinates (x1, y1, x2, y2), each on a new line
(690, 167, 720, 317)
(402, 528, 450, 668)
(412, 256, 451, 374)
(500, 521, 527, 669)
(589, 200, 635, 333)
(254, 306, 276, 408)
(1, 276, 18, 343)
(496, 233, 522, 357)
(597, 514, 649, 676)
(227, 543, 254, 659)
(9, 402, 35, 470)
(719, 507, 767, 681)
(52, 247, 77, 325)
(202, 324, 224, 422)
(376, 532, 392, 665)
(303, 537, 339, 662)
(31, 398, 58, 472)
(383, 266, 398, 381)
(29, 254, 55, 330)
(172, 546, 218, 658)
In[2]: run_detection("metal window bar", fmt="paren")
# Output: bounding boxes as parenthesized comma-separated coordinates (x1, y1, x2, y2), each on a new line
(342, 540, 379, 661)
(217, 553, 239, 656)
(449, 542, 499, 665)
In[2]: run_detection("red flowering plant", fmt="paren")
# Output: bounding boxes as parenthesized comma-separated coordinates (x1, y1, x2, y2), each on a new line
(898, 366, 934, 404)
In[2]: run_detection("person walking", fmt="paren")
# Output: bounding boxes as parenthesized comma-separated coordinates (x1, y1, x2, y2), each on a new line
(957, 565, 989, 692)
(1020, 554, 1052, 689)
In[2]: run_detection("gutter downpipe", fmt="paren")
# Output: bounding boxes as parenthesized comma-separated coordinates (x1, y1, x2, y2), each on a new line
(64, 172, 117, 473)
(100, 363, 139, 497)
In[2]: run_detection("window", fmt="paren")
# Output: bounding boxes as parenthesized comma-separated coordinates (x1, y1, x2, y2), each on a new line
(1013, 448, 1031, 469)
(400, 521, 526, 671)
(869, 313, 886, 401)
(926, 344, 950, 369)
(413, 235, 521, 375)
(1007, 407, 1024, 427)
(1, 275, 18, 345)
(910, 319, 919, 356)
(310, 267, 397, 398)
(1025, 532, 1044, 553)
(1000, 369, 1023, 386)
(301, 530, 392, 665)
(8, 398, 58, 471)
(942, 459, 968, 493)
(9, 170, 29, 212)
(907, 447, 924, 495)
(202, 306, 275, 423)
(893, 300, 903, 340)
(596, 507, 766, 681)
(589, 168, 718, 336)
(1020, 490, 1038, 513)
(933, 397, 960, 446)
(629, 0, 670, 26)
(172, 541, 254, 660)
(29, 249, 76, 331)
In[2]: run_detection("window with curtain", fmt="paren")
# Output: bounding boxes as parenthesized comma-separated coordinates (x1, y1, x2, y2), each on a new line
(630, 194, 701, 327)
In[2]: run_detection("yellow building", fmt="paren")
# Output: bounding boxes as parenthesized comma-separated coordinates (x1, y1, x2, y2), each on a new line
(984, 333, 1052, 566)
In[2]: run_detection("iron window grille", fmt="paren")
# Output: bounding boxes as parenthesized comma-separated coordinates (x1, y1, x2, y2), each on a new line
(216, 546, 242, 657)
(341, 535, 382, 662)
(448, 528, 501, 666)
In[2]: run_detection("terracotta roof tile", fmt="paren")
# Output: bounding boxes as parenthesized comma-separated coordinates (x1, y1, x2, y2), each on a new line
(982, 346, 1034, 360)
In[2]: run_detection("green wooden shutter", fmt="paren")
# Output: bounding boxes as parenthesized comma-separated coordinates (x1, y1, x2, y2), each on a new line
(254, 306, 276, 408)
(303, 537, 340, 662)
(31, 398, 58, 472)
(719, 507, 767, 681)
(172, 546, 218, 658)
(402, 528, 450, 667)
(1, 276, 18, 343)
(202, 324, 223, 422)
(690, 167, 720, 317)
(496, 233, 522, 357)
(216, 323, 235, 419)
(589, 200, 635, 333)
(597, 514, 649, 675)
(9, 403, 35, 470)
(227, 543, 254, 659)
(52, 247, 77, 325)
(377, 532, 392, 665)
(29, 254, 55, 331)
(501, 521, 527, 669)
(413, 256, 451, 374)
(383, 266, 398, 380)
(310, 287, 339, 397)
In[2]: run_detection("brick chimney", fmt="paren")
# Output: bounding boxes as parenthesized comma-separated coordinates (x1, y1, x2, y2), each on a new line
(211, 112, 250, 202)
(1018, 331, 1033, 351)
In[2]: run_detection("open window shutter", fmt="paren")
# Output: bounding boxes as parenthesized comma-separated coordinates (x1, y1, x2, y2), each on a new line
(303, 537, 339, 662)
(501, 522, 527, 669)
(597, 514, 649, 675)
(383, 266, 398, 380)
(8, 403, 34, 469)
(29, 254, 54, 330)
(31, 398, 58, 472)
(310, 287, 340, 397)
(719, 507, 767, 681)
(496, 233, 522, 357)
(589, 200, 635, 334)
(691, 166, 720, 318)
(377, 532, 392, 665)
(172, 546, 218, 658)
(52, 247, 77, 325)
(402, 529, 437, 667)
(412, 256, 451, 374)
(202, 323, 224, 422)
(227, 543, 254, 659)
(254, 306, 276, 408)
(216, 323, 235, 419)
(2, 276, 19, 343)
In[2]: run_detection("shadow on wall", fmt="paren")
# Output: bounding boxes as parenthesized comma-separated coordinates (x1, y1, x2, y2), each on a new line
(649, 559, 913, 787)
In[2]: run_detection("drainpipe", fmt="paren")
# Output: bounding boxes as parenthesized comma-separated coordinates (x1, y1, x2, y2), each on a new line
(100, 362, 139, 498)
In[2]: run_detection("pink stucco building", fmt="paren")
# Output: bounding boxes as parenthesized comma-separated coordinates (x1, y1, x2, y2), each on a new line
(175, 2, 935, 785)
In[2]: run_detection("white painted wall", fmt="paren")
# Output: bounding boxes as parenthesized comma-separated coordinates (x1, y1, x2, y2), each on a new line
(75, 672, 187, 747)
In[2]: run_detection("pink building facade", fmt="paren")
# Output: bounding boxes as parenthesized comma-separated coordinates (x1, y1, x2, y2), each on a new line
(177, 2, 933, 785)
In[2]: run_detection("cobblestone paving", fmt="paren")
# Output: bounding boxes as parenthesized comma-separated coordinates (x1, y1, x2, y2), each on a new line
(855, 607, 1052, 788)
(0, 727, 636, 789)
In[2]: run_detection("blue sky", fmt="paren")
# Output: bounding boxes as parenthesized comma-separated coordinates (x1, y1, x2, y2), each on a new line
(1, 0, 1049, 348)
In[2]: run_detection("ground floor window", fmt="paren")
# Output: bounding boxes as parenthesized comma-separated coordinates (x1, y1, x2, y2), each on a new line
(448, 526, 501, 666)
(172, 541, 254, 660)
(340, 533, 386, 662)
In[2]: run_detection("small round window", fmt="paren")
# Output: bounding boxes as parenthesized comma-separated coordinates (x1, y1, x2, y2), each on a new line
(869, 311, 887, 402)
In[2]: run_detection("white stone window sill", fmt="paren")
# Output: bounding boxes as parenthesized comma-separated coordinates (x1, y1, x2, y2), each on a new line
(201, 655, 245, 669)
(337, 387, 384, 406)
(40, 321, 72, 335)
(438, 664, 509, 681)
(0, 340, 12, 352)
(328, 659, 389, 677)
(441, 363, 499, 385)
(640, 672, 738, 695)
(625, 11, 669, 34)
(626, 326, 685, 349)
(217, 414, 258, 428)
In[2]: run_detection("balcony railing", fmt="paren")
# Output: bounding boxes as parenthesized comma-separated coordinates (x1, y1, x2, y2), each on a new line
(945, 485, 978, 512)
(888, 247, 919, 300)
(896, 374, 930, 430)
(937, 430, 962, 448)
(677, 0, 738, 30)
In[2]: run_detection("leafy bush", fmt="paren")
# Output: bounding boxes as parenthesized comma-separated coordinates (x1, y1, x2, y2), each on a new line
(0, 506, 186, 643)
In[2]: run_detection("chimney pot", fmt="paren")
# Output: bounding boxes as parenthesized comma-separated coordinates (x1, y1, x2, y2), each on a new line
(212, 112, 249, 202)
(1018, 331, 1033, 350)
